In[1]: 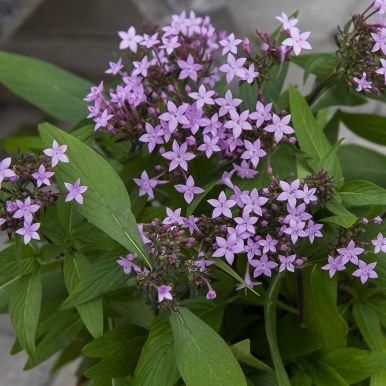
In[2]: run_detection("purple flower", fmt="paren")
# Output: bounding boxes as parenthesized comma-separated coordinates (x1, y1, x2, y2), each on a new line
(117, 253, 141, 274)
(284, 203, 312, 224)
(277, 179, 302, 208)
(197, 135, 220, 158)
(233, 160, 258, 179)
(163, 207, 184, 225)
(264, 114, 294, 143)
(64, 179, 88, 204)
(249, 101, 272, 127)
(219, 53, 246, 84)
(133, 171, 159, 199)
(161, 35, 181, 55)
(106, 58, 124, 75)
(282, 30, 311, 55)
(161, 140, 195, 171)
(224, 109, 252, 138)
(184, 104, 210, 135)
(352, 261, 378, 284)
(279, 254, 296, 272)
(194, 256, 214, 272)
(374, 216, 383, 224)
(259, 234, 278, 254)
(189, 85, 215, 109)
(212, 233, 244, 265)
(250, 254, 278, 277)
(337, 240, 364, 265)
(206, 290, 217, 300)
(140, 32, 160, 48)
(94, 109, 114, 131)
(322, 256, 346, 278)
(139, 123, 164, 153)
(374, 0, 386, 15)
(157, 285, 173, 303)
(0, 157, 16, 187)
(276, 12, 298, 34)
(236, 262, 262, 290)
(13, 197, 40, 224)
(244, 238, 262, 259)
(284, 219, 305, 244)
(208, 191, 236, 218)
(118, 26, 143, 52)
(16, 222, 40, 245)
(372, 232, 386, 253)
(219, 32, 242, 55)
(84, 81, 104, 102)
(182, 215, 200, 235)
(133, 56, 152, 77)
(159, 101, 189, 132)
(241, 188, 268, 216)
(177, 54, 203, 81)
(242, 64, 259, 84)
(43, 140, 69, 167)
(299, 183, 318, 204)
(303, 220, 323, 243)
(215, 90, 242, 117)
(234, 213, 258, 234)
(371, 28, 386, 54)
(376, 58, 386, 83)
(241, 139, 266, 168)
(175, 175, 204, 204)
(32, 165, 54, 187)
(353, 72, 373, 92)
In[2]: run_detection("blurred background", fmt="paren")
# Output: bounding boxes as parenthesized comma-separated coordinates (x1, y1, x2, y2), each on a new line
(0, 0, 383, 385)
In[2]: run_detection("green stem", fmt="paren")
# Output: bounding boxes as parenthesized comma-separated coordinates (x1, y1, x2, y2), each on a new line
(264, 274, 291, 386)
(306, 72, 340, 106)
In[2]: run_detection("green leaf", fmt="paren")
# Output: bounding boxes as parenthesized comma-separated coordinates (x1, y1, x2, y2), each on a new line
(38, 123, 150, 267)
(1, 135, 44, 154)
(323, 197, 357, 228)
(187, 179, 218, 216)
(340, 112, 386, 146)
(264, 274, 291, 386)
(371, 372, 386, 386)
(323, 348, 386, 383)
(339, 180, 386, 207)
(230, 339, 273, 373)
(311, 82, 367, 112)
(9, 269, 42, 361)
(239, 81, 258, 110)
(288, 85, 333, 170)
(64, 253, 104, 338)
(299, 357, 349, 386)
(324, 110, 341, 145)
(211, 258, 259, 296)
(170, 307, 247, 386)
(291, 372, 312, 386)
(83, 324, 147, 358)
(353, 302, 383, 350)
(338, 145, 386, 189)
(317, 139, 343, 185)
(291, 52, 336, 78)
(303, 266, 348, 350)
(25, 310, 83, 369)
(133, 316, 179, 386)
(61, 253, 127, 309)
(0, 51, 91, 123)
(263, 63, 289, 104)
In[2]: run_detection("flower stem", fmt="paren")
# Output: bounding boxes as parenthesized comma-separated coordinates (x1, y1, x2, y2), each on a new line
(306, 72, 340, 106)
(264, 273, 291, 386)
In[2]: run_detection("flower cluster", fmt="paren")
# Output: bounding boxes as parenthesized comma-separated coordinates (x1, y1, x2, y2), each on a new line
(336, 1, 386, 93)
(0, 141, 87, 245)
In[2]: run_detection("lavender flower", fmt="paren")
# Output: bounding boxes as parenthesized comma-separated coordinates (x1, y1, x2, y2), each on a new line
(0, 158, 16, 187)
(212, 233, 244, 265)
(161, 140, 195, 171)
(264, 114, 294, 143)
(371, 232, 386, 253)
(175, 176, 204, 204)
(352, 261, 378, 284)
(177, 54, 203, 81)
(16, 222, 41, 245)
(32, 165, 54, 187)
(279, 254, 296, 272)
(133, 171, 159, 199)
(250, 255, 278, 277)
(337, 240, 364, 265)
(322, 256, 346, 278)
(157, 285, 173, 302)
(208, 191, 236, 218)
(118, 26, 143, 52)
(64, 179, 88, 205)
(13, 197, 40, 224)
(43, 140, 69, 167)
(117, 254, 141, 274)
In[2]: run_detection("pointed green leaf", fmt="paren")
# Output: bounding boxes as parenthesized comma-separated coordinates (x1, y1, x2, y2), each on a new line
(0, 51, 91, 123)
(38, 123, 150, 267)
(170, 307, 247, 386)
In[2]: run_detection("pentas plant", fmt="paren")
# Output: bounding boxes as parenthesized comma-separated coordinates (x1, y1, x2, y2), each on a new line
(0, 141, 86, 245)
(4, 2, 386, 386)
